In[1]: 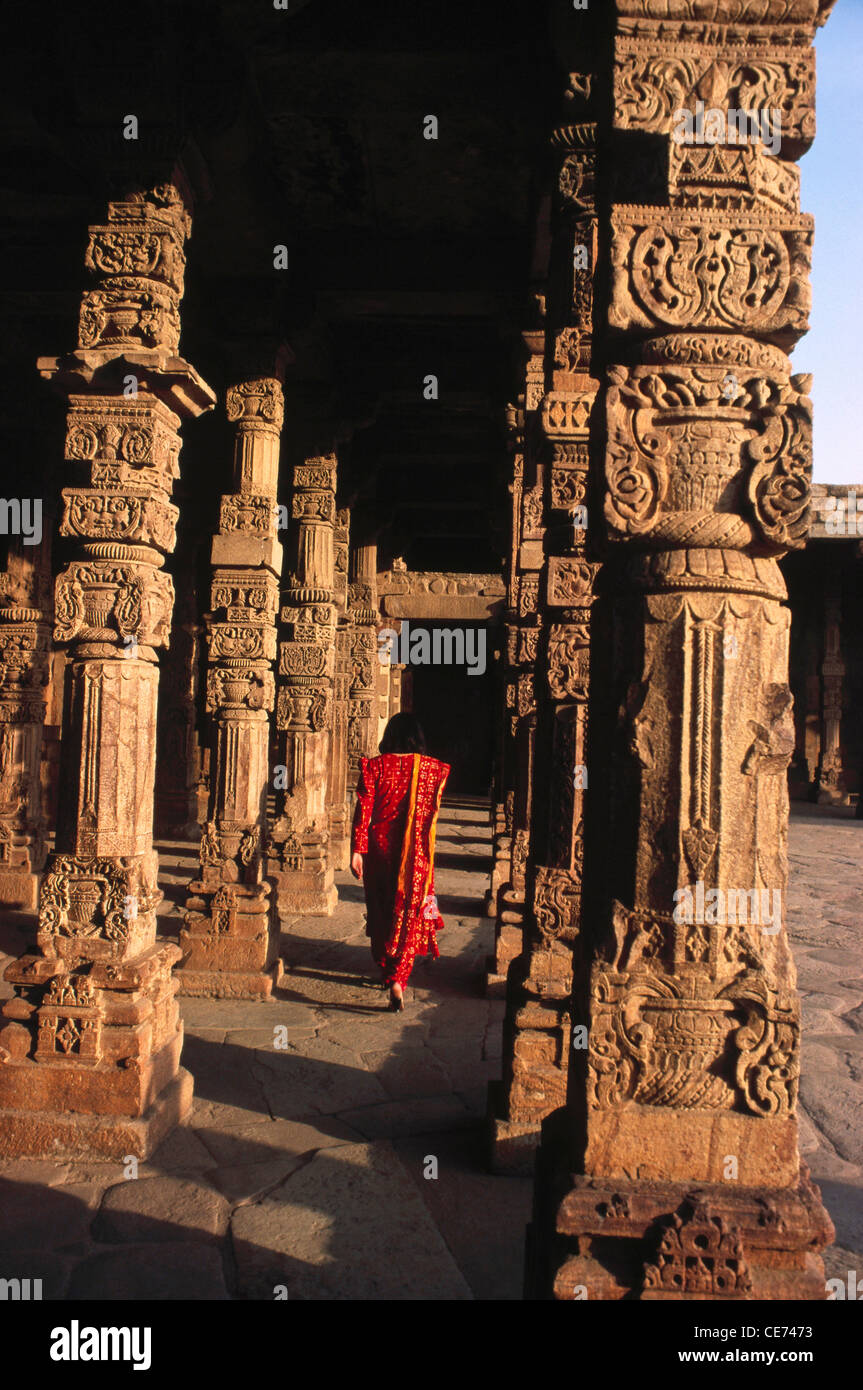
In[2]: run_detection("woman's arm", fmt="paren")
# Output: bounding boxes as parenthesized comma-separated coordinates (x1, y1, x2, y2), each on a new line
(350, 757, 376, 877)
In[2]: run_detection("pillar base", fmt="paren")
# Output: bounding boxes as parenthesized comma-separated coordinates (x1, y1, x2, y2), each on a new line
(489, 1114, 541, 1175)
(0, 1068, 193, 1161)
(526, 1113, 835, 1301)
(271, 868, 338, 917)
(489, 922, 523, 984)
(178, 880, 281, 998)
(176, 963, 279, 1000)
(485, 966, 509, 999)
(816, 785, 847, 806)
(0, 940, 190, 1162)
(485, 888, 524, 991)
(486, 837, 512, 916)
(0, 866, 40, 913)
(328, 807, 351, 873)
(489, 970, 571, 1172)
(267, 823, 338, 917)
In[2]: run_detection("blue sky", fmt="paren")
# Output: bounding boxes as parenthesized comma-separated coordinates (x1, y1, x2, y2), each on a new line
(796, 1, 863, 484)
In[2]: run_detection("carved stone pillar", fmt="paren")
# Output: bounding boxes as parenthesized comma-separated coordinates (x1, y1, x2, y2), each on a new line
(0, 184, 215, 1158)
(386, 661, 406, 722)
(178, 378, 284, 997)
(486, 333, 546, 993)
(155, 584, 207, 839)
(491, 108, 599, 1170)
(487, 421, 521, 941)
(347, 540, 380, 785)
(326, 506, 352, 871)
(529, 0, 834, 1299)
(487, 660, 511, 918)
(0, 536, 52, 912)
(374, 620, 392, 748)
(813, 563, 846, 803)
(267, 454, 338, 915)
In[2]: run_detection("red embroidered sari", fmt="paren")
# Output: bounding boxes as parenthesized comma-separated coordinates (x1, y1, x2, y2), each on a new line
(351, 752, 450, 988)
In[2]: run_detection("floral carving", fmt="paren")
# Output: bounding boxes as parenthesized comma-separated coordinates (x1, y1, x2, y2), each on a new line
(39, 855, 147, 944)
(611, 210, 812, 345)
(280, 642, 327, 677)
(642, 1200, 753, 1299)
(547, 556, 599, 606)
(548, 624, 591, 701)
(614, 42, 815, 147)
(533, 866, 581, 943)
(220, 495, 276, 535)
(747, 402, 812, 549)
(225, 379, 284, 430)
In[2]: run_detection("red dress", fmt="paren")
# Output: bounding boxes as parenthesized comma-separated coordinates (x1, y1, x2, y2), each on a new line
(351, 752, 450, 988)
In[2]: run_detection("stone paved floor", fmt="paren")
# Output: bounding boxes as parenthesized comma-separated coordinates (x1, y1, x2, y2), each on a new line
(786, 807, 863, 1286)
(0, 801, 860, 1299)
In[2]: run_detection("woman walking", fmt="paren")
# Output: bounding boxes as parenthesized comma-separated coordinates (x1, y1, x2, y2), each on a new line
(350, 713, 450, 1011)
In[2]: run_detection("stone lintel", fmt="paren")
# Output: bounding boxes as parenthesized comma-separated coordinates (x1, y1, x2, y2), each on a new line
(381, 596, 503, 621)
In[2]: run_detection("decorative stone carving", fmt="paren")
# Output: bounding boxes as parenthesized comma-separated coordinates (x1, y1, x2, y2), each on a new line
(179, 376, 284, 997)
(604, 360, 812, 551)
(326, 539, 353, 871)
(267, 452, 340, 916)
(548, 624, 591, 701)
(0, 541, 52, 911)
(65, 395, 181, 493)
(54, 561, 174, 648)
(0, 182, 215, 1159)
(492, 110, 600, 1171)
(527, 0, 833, 1300)
(642, 1200, 753, 1299)
(610, 208, 812, 346)
(614, 36, 815, 149)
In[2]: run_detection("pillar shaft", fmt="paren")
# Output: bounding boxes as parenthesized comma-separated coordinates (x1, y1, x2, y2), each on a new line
(486, 393, 540, 990)
(491, 111, 600, 1170)
(347, 541, 381, 787)
(0, 183, 215, 1158)
(325, 507, 352, 869)
(0, 536, 52, 911)
(529, 0, 835, 1299)
(267, 454, 338, 914)
(814, 564, 846, 803)
(179, 378, 284, 997)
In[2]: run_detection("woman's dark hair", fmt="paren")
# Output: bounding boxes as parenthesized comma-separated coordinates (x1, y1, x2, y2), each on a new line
(379, 712, 427, 755)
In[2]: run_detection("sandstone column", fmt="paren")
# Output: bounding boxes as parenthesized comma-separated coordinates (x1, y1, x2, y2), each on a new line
(813, 564, 846, 803)
(178, 377, 284, 997)
(529, 0, 834, 1299)
(0, 183, 215, 1158)
(326, 507, 352, 871)
(0, 535, 53, 912)
(155, 566, 208, 839)
(486, 338, 546, 993)
(490, 97, 600, 1170)
(486, 405, 526, 968)
(267, 453, 338, 914)
(347, 538, 381, 786)
(385, 658, 406, 724)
